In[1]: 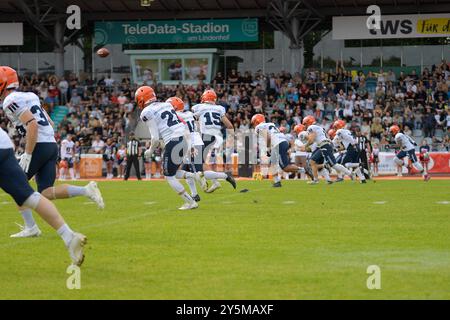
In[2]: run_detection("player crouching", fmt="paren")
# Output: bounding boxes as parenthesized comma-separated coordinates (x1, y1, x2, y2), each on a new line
(251, 114, 303, 187)
(136, 86, 201, 210)
(389, 125, 430, 181)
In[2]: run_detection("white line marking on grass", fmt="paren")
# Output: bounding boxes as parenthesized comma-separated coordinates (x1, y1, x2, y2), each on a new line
(83, 201, 95, 205)
(0, 201, 11, 205)
(373, 201, 387, 205)
(221, 201, 234, 205)
(282, 201, 296, 205)
(436, 201, 450, 205)
(144, 201, 157, 205)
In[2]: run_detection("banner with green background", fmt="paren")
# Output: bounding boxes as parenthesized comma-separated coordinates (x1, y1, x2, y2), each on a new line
(95, 19, 258, 44)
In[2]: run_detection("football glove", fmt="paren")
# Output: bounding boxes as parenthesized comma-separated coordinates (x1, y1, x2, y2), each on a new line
(19, 153, 32, 173)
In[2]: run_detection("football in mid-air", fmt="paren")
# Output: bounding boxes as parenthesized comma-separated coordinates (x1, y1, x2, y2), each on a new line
(96, 47, 110, 58)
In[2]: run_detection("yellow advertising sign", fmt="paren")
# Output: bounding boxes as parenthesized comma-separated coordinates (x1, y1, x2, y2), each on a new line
(416, 18, 450, 35)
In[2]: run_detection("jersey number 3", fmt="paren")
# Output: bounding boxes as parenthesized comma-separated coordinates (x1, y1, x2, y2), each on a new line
(31, 105, 50, 126)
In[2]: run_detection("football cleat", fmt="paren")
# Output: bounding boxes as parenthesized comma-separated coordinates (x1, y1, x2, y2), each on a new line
(335, 177, 344, 183)
(361, 180, 367, 184)
(67, 233, 87, 267)
(205, 181, 221, 193)
(196, 172, 208, 191)
(307, 180, 319, 185)
(424, 174, 431, 181)
(272, 181, 282, 188)
(225, 172, 236, 189)
(193, 194, 201, 202)
(179, 202, 199, 210)
(326, 180, 334, 185)
(85, 181, 105, 209)
(10, 224, 42, 238)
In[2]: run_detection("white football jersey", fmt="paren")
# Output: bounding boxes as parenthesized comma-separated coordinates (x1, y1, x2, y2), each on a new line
(140, 102, 186, 145)
(298, 131, 317, 152)
(395, 132, 416, 151)
(335, 128, 356, 149)
(307, 124, 329, 145)
(255, 122, 288, 148)
(1, 91, 55, 143)
(177, 111, 203, 146)
(60, 139, 74, 159)
(0, 128, 13, 149)
(192, 103, 226, 136)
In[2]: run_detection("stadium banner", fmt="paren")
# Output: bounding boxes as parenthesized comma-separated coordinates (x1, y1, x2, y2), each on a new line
(95, 19, 258, 44)
(332, 13, 450, 39)
(378, 152, 450, 175)
(80, 154, 103, 178)
(0, 23, 23, 45)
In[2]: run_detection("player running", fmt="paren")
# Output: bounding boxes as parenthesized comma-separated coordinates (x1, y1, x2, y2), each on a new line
(191, 90, 236, 193)
(166, 96, 207, 202)
(0, 70, 86, 265)
(251, 114, 303, 187)
(0, 66, 104, 238)
(389, 125, 430, 181)
(301, 115, 352, 184)
(332, 120, 366, 183)
(59, 134, 76, 180)
(136, 86, 201, 210)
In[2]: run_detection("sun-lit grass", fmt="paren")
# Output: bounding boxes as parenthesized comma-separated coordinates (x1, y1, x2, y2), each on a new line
(0, 179, 449, 299)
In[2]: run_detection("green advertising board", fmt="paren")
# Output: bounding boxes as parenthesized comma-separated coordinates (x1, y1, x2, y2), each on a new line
(95, 19, 258, 44)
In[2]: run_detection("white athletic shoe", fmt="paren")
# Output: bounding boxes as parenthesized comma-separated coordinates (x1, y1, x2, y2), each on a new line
(178, 202, 199, 210)
(67, 233, 87, 267)
(85, 181, 105, 209)
(205, 181, 221, 193)
(10, 224, 42, 238)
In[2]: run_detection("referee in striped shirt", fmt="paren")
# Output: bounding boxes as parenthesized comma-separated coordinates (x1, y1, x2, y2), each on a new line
(124, 132, 142, 181)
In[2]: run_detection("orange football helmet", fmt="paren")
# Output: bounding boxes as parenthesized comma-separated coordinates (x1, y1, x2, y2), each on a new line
(333, 119, 346, 130)
(166, 97, 184, 112)
(328, 129, 336, 139)
(135, 86, 156, 109)
(293, 124, 305, 135)
(0, 66, 19, 90)
(0, 68, 7, 97)
(201, 89, 217, 104)
(251, 114, 265, 127)
(302, 115, 316, 127)
(389, 125, 400, 135)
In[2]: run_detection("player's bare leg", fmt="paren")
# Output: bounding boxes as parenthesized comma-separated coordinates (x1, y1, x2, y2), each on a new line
(22, 192, 86, 266)
(41, 182, 105, 209)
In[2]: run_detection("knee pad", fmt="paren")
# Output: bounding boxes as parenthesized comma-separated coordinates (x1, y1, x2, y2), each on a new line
(23, 192, 41, 210)
(394, 157, 404, 166)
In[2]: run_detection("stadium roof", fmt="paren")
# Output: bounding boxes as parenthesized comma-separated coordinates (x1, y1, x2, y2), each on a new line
(1, 0, 450, 22)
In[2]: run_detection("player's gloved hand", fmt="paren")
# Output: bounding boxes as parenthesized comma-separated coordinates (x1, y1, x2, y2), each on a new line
(19, 153, 32, 173)
(191, 147, 198, 157)
(144, 149, 153, 160)
(266, 151, 271, 157)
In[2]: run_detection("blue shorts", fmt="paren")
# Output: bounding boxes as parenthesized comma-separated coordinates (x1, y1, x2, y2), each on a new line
(0, 148, 35, 206)
(342, 144, 359, 164)
(163, 136, 188, 177)
(311, 143, 337, 166)
(397, 149, 418, 163)
(181, 145, 203, 173)
(62, 157, 74, 168)
(28, 143, 58, 192)
(271, 141, 290, 169)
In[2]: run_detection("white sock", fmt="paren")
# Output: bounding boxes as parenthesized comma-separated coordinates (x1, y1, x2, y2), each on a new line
(320, 168, 331, 181)
(333, 163, 351, 176)
(57, 223, 75, 246)
(176, 170, 196, 180)
(273, 175, 281, 183)
(186, 177, 198, 197)
(204, 171, 227, 180)
(59, 168, 65, 179)
(67, 185, 87, 197)
(69, 168, 75, 179)
(20, 208, 36, 229)
(413, 161, 424, 174)
(180, 191, 194, 203)
(355, 167, 366, 181)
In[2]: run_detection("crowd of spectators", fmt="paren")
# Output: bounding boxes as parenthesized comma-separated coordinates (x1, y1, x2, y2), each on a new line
(1, 59, 449, 169)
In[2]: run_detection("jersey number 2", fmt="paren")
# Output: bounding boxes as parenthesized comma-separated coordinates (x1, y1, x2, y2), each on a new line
(161, 110, 181, 127)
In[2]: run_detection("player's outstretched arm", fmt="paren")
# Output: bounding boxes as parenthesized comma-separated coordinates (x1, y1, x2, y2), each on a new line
(19, 110, 38, 155)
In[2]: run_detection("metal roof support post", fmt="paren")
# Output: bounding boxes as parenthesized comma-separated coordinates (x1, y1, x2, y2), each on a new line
(54, 19, 65, 78)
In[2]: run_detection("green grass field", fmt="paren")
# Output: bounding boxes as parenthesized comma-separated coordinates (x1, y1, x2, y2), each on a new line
(0, 179, 449, 299)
